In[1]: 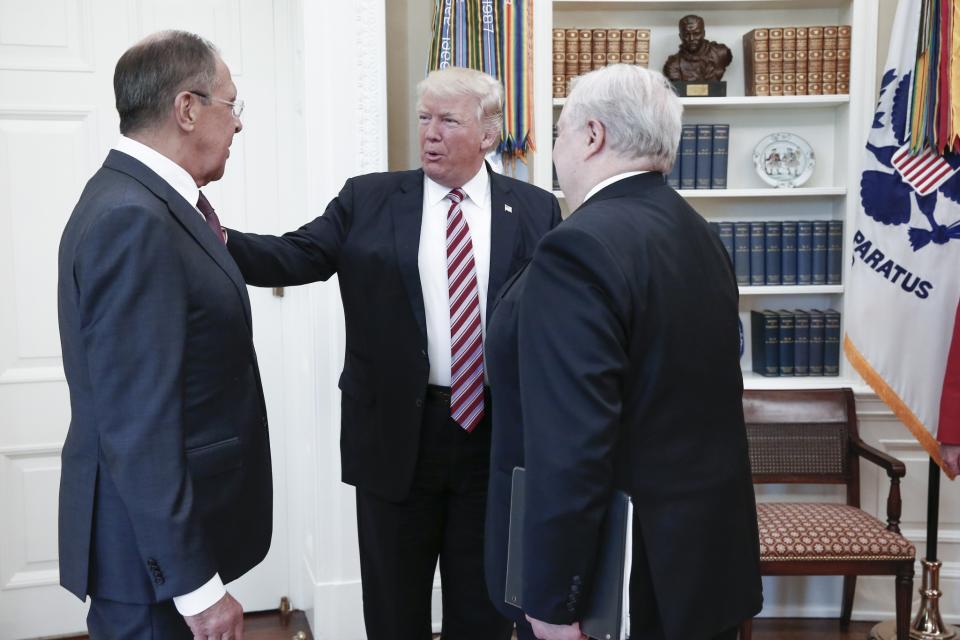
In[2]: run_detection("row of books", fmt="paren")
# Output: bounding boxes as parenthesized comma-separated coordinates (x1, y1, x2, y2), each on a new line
(713, 220, 843, 286)
(750, 309, 841, 377)
(552, 28, 651, 97)
(667, 124, 729, 190)
(743, 26, 852, 96)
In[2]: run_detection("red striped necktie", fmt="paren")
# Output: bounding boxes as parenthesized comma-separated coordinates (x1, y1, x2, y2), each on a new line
(196, 191, 226, 244)
(445, 188, 485, 432)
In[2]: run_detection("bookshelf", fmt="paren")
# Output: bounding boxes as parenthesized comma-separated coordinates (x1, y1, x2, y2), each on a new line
(532, 0, 879, 389)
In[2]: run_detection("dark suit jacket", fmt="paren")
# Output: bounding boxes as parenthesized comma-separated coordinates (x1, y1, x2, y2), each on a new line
(485, 172, 762, 638)
(225, 167, 560, 501)
(57, 150, 273, 604)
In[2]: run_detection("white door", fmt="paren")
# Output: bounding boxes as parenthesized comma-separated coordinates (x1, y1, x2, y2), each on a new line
(0, 1, 289, 637)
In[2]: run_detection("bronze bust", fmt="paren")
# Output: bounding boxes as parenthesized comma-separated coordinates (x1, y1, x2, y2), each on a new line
(663, 15, 732, 82)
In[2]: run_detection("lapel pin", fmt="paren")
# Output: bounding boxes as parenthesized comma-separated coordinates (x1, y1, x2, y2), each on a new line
(504, 204, 513, 213)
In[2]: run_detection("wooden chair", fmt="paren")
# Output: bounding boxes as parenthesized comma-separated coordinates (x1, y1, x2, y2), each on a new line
(738, 388, 915, 640)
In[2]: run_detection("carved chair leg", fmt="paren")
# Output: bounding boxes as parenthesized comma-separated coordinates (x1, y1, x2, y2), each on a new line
(841, 575, 857, 628)
(896, 566, 914, 640)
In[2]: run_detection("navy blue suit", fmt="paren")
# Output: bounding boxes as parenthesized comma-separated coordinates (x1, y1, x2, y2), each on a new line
(224, 166, 560, 639)
(484, 172, 762, 640)
(57, 151, 272, 634)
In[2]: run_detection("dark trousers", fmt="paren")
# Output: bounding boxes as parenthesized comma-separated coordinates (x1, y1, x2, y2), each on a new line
(356, 388, 512, 640)
(87, 597, 191, 639)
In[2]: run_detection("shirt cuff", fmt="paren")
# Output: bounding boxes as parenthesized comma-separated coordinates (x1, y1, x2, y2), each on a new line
(172, 573, 226, 616)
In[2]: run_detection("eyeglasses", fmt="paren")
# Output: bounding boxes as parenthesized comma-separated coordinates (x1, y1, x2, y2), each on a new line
(188, 91, 245, 118)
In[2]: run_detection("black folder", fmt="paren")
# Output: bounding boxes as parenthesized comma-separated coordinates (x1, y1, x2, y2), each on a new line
(505, 467, 633, 640)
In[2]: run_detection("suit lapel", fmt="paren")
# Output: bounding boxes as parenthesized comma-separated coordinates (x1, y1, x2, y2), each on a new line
(392, 171, 428, 342)
(104, 150, 253, 330)
(487, 168, 519, 324)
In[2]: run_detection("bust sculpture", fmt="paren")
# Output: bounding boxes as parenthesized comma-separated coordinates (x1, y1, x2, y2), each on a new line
(663, 15, 733, 82)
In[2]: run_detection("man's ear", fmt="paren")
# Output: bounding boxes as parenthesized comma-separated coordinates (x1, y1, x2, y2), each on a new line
(173, 91, 198, 132)
(480, 127, 498, 154)
(584, 118, 605, 159)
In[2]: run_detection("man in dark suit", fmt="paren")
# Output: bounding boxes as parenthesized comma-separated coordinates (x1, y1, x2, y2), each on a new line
(58, 31, 271, 639)
(223, 66, 561, 639)
(489, 64, 762, 640)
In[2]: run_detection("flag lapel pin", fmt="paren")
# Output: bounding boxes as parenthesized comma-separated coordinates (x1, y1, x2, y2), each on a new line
(504, 204, 513, 213)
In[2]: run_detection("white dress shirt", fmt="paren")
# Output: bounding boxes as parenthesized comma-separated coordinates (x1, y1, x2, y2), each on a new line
(110, 136, 226, 616)
(582, 170, 649, 204)
(419, 165, 492, 386)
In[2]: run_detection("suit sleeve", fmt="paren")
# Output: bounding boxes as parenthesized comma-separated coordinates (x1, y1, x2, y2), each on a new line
(225, 178, 355, 286)
(518, 225, 636, 624)
(549, 194, 563, 230)
(938, 301, 960, 445)
(76, 205, 216, 601)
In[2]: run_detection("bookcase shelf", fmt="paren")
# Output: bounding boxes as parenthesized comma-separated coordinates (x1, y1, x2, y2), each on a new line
(535, 0, 878, 383)
(554, 0, 850, 10)
(740, 285, 842, 295)
(553, 95, 851, 108)
(741, 372, 869, 392)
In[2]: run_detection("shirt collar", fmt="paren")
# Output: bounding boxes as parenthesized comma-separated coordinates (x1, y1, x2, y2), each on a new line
(424, 163, 489, 209)
(583, 170, 648, 204)
(113, 135, 200, 209)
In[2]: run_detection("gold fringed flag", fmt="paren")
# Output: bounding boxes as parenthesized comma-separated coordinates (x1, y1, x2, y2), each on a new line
(845, 0, 960, 476)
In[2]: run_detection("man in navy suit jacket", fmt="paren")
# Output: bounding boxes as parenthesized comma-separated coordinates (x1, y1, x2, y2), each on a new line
(485, 65, 762, 640)
(224, 67, 561, 639)
(58, 31, 271, 639)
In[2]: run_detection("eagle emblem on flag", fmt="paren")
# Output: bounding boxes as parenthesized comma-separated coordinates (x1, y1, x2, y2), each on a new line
(861, 69, 960, 251)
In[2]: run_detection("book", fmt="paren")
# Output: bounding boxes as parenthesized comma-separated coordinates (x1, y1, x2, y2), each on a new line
(680, 125, 697, 190)
(812, 221, 828, 285)
(827, 220, 843, 285)
(506, 467, 632, 640)
(781, 221, 798, 285)
(824, 309, 841, 376)
(797, 221, 813, 285)
(711, 125, 729, 189)
(718, 222, 735, 266)
(743, 29, 770, 95)
(793, 309, 810, 376)
(750, 222, 766, 286)
(666, 148, 681, 189)
(808, 309, 825, 375)
(734, 222, 751, 286)
(777, 310, 795, 376)
(751, 310, 780, 377)
(765, 222, 782, 285)
(695, 125, 713, 189)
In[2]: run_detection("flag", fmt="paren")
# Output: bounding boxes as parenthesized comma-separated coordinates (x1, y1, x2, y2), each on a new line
(844, 0, 960, 476)
(426, 0, 534, 164)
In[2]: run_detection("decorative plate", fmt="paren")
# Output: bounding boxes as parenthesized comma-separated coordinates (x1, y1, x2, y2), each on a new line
(752, 132, 815, 188)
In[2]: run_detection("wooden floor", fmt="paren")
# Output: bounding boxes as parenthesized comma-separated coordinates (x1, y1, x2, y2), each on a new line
(47, 615, 879, 639)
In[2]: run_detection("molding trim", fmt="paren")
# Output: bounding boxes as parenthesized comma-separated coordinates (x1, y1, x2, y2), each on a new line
(0, 366, 65, 385)
(354, 0, 387, 174)
(0, 443, 62, 457)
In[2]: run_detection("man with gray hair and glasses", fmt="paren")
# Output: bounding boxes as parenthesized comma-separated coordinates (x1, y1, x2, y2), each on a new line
(58, 31, 270, 639)
(223, 66, 560, 639)
(484, 64, 762, 640)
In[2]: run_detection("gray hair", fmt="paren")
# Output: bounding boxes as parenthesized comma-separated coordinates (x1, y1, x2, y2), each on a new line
(114, 30, 220, 135)
(417, 67, 504, 145)
(564, 65, 683, 172)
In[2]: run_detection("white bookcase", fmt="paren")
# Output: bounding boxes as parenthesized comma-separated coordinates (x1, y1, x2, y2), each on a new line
(532, 0, 879, 390)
